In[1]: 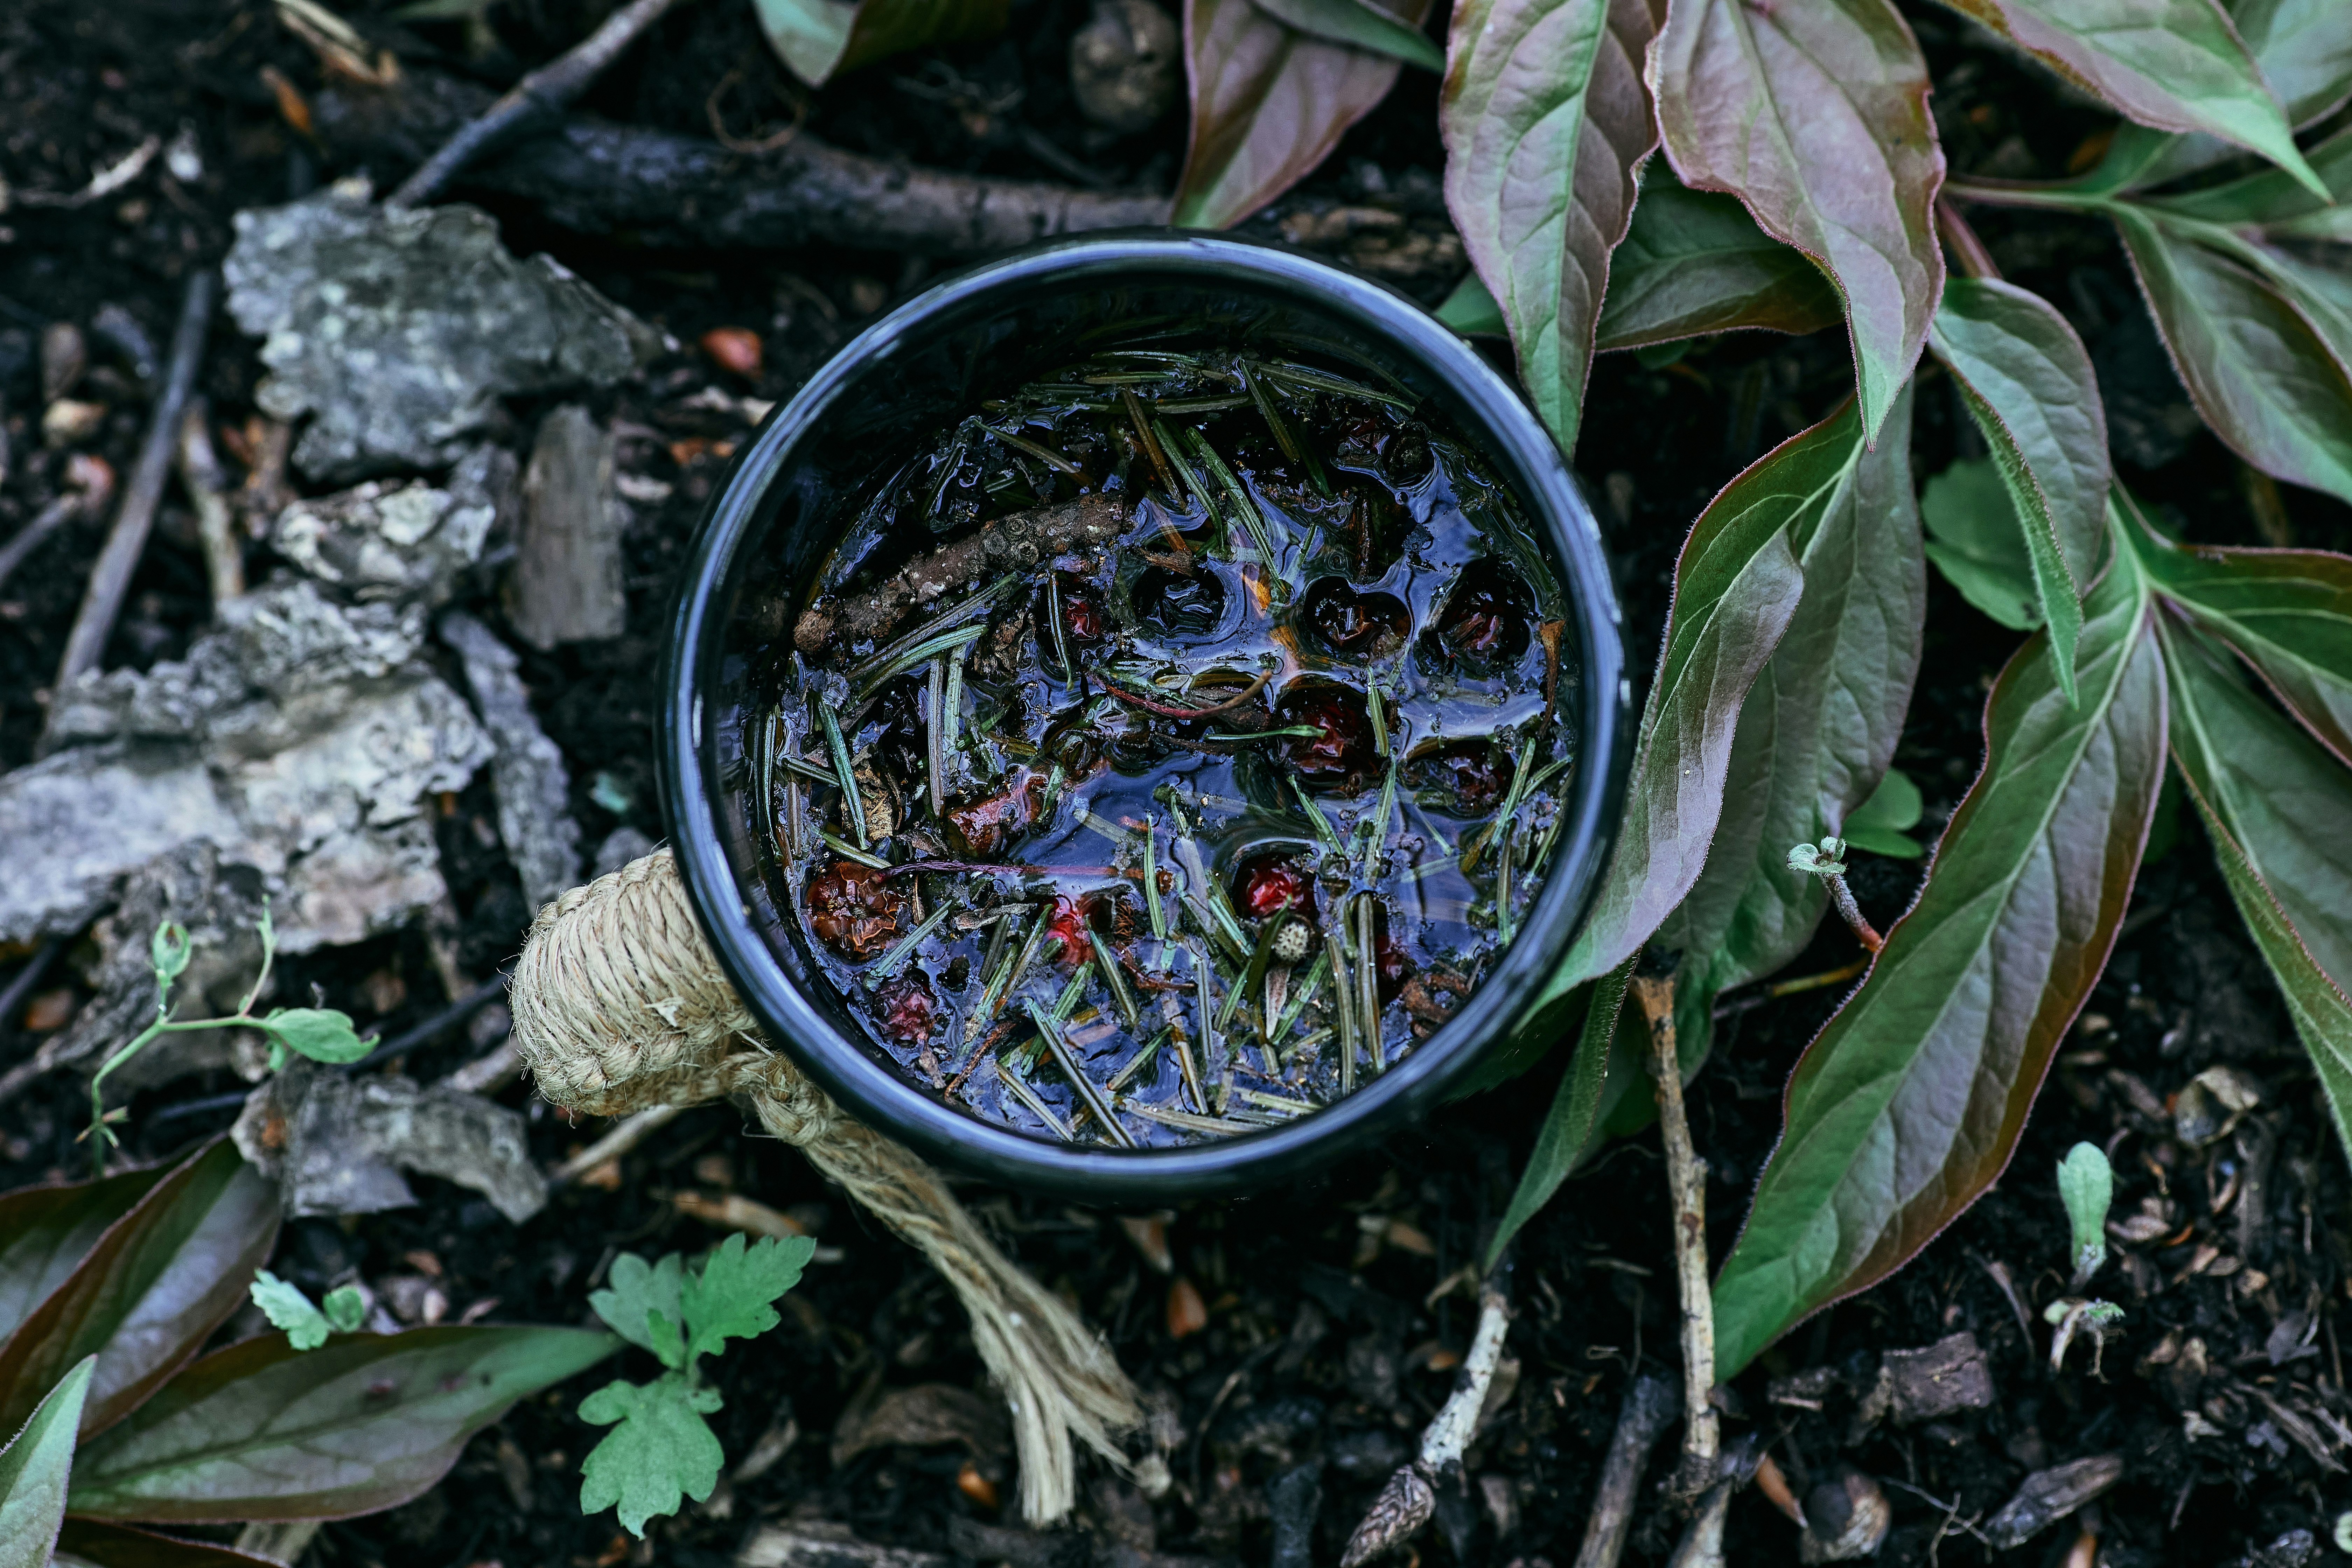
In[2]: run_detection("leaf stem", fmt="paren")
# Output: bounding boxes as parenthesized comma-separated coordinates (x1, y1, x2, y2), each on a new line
(1935, 197, 2002, 282)
(1822, 870, 1885, 953)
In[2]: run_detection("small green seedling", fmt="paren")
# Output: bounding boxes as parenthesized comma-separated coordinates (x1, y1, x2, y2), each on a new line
(1787, 835, 1885, 952)
(579, 1233, 816, 1536)
(250, 1270, 367, 1350)
(2045, 1141, 2123, 1373)
(2056, 1141, 2112, 1290)
(87, 905, 376, 1171)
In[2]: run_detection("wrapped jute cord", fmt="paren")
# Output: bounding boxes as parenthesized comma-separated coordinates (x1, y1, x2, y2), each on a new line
(510, 849, 1140, 1523)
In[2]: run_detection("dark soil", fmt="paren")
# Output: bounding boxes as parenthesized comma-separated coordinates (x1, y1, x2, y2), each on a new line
(5, 4, 2352, 1567)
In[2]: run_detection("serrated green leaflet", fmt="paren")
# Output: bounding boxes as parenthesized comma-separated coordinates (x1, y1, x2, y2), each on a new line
(578, 1374, 727, 1538)
(590, 1252, 687, 1368)
(1712, 519, 2164, 1377)
(247, 1272, 332, 1352)
(680, 1234, 815, 1366)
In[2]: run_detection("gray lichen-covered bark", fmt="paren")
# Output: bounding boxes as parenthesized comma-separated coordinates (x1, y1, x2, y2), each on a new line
(507, 405, 624, 649)
(223, 188, 656, 481)
(441, 610, 582, 911)
(268, 443, 516, 605)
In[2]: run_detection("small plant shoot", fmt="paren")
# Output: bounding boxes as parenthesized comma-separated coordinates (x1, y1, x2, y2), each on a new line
(578, 1234, 817, 1535)
(2056, 1141, 2113, 1290)
(250, 1271, 368, 1351)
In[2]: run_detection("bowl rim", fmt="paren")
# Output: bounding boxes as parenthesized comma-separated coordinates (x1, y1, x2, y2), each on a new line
(659, 231, 1627, 1202)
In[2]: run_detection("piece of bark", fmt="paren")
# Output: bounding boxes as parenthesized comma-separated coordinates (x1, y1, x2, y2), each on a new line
(736, 1522, 952, 1568)
(317, 72, 1170, 259)
(796, 493, 1126, 654)
(440, 610, 582, 909)
(509, 405, 624, 649)
(1879, 1332, 1993, 1425)
(1982, 1455, 2125, 1551)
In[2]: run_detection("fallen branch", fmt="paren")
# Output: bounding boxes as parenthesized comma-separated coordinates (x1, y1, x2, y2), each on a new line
(1339, 1279, 1513, 1567)
(0, 456, 114, 594)
(1631, 966, 1718, 1507)
(387, 0, 699, 209)
(1570, 1373, 1678, 1568)
(795, 494, 1127, 654)
(318, 72, 1172, 259)
(50, 270, 216, 695)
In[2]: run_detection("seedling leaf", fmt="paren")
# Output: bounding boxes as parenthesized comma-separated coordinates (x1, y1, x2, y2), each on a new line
(322, 1286, 366, 1334)
(247, 1272, 332, 1352)
(2055, 1143, 2112, 1284)
(590, 1253, 687, 1370)
(260, 1008, 372, 1065)
(680, 1234, 816, 1368)
(578, 1374, 726, 1538)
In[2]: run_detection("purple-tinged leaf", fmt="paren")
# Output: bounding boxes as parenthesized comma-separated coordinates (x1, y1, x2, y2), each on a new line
(2158, 618, 2352, 988)
(0, 1139, 277, 1442)
(1928, 277, 2109, 700)
(1438, 0, 1662, 453)
(65, 1327, 619, 1523)
(0, 1166, 170, 1348)
(2130, 512, 2352, 765)
(2114, 206, 2352, 506)
(1937, 0, 2326, 196)
(1171, 0, 1431, 229)
(752, 0, 1008, 87)
(0, 1357, 93, 1568)
(1659, 384, 1924, 1067)
(1649, 0, 1944, 441)
(1712, 523, 2165, 1378)
(2117, 0, 2352, 189)
(1594, 174, 1843, 351)
(1252, 0, 1443, 71)
(54, 1519, 278, 1568)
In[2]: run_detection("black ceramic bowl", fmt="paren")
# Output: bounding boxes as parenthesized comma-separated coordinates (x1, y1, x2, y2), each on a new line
(660, 233, 1626, 1203)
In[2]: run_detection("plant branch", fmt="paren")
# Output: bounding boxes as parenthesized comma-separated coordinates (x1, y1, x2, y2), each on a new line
(1823, 870, 1885, 953)
(1936, 197, 2002, 282)
(1941, 178, 2113, 213)
(387, 0, 699, 209)
(1630, 968, 1717, 1507)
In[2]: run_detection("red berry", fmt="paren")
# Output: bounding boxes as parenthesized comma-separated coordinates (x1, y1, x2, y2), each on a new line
(1060, 587, 1106, 644)
(876, 978, 937, 1044)
(1277, 687, 1374, 781)
(1421, 743, 1512, 810)
(1045, 896, 1097, 966)
(1233, 856, 1309, 919)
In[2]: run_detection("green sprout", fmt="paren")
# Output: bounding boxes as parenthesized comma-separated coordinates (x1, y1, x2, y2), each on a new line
(86, 904, 377, 1172)
(250, 1270, 367, 1350)
(1787, 835, 1885, 953)
(2056, 1141, 2112, 1289)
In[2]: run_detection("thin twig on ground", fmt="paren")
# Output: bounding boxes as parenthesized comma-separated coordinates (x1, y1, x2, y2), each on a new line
(175, 397, 244, 604)
(548, 1102, 686, 1185)
(1570, 1372, 1678, 1568)
(387, 0, 699, 209)
(1664, 1433, 1760, 1568)
(1339, 1278, 1513, 1567)
(1631, 966, 1718, 1507)
(49, 269, 217, 698)
(0, 455, 113, 593)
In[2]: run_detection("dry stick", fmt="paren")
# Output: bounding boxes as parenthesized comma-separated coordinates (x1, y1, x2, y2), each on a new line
(175, 397, 245, 603)
(1572, 1373, 1679, 1568)
(386, 0, 700, 209)
(1339, 1281, 1514, 1568)
(51, 270, 216, 695)
(0, 489, 99, 593)
(547, 1102, 686, 1185)
(1630, 970, 1718, 1507)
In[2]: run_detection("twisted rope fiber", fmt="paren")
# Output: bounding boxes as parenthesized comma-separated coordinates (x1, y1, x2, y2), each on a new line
(511, 849, 1140, 1522)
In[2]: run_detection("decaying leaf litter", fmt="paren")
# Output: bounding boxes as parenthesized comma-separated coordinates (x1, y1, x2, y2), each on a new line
(1, 0, 2350, 1566)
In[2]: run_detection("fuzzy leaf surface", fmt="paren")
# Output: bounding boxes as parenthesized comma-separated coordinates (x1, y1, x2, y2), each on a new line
(0, 1166, 168, 1348)
(65, 1327, 619, 1522)
(1653, 389, 1922, 1087)
(0, 1356, 93, 1568)
(2134, 525, 2352, 764)
(1921, 457, 2042, 631)
(1172, 0, 1432, 229)
(1937, 0, 2324, 194)
(1928, 277, 2108, 693)
(1711, 531, 2165, 1378)
(1594, 175, 1844, 351)
(2113, 206, 2352, 506)
(1649, 0, 1944, 440)
(1439, 0, 1661, 452)
(0, 1138, 277, 1441)
(578, 1373, 726, 1537)
(753, 0, 1008, 86)
(53, 1518, 279, 1568)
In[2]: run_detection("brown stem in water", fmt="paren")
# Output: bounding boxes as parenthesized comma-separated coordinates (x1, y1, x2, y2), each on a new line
(1095, 667, 1273, 719)
(1630, 970, 1718, 1508)
(1823, 871, 1885, 953)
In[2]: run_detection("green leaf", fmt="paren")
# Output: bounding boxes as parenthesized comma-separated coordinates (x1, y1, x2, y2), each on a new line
(1921, 457, 2043, 632)
(0, 1164, 170, 1348)
(2115, 0, 2352, 187)
(2055, 1142, 2112, 1280)
(1173, 0, 1433, 229)
(752, 0, 1008, 87)
(1486, 957, 1633, 1267)
(2159, 618, 2352, 990)
(1840, 766, 1925, 859)
(148, 923, 190, 992)
(1712, 521, 2165, 1378)
(577, 1373, 726, 1537)
(1928, 277, 2109, 699)
(322, 1287, 365, 1334)
(1595, 173, 1845, 352)
(1938, 0, 2326, 196)
(1656, 387, 1924, 1072)
(53, 1518, 280, 1568)
(2140, 121, 2352, 229)
(1517, 412, 1811, 1033)
(1250, 0, 1441, 70)
(247, 1272, 330, 1353)
(1650, 0, 1943, 442)
(2113, 205, 2352, 507)
(1438, 0, 1662, 454)
(0, 1138, 278, 1442)
(66, 1326, 619, 1522)
(0, 1356, 94, 1568)
(1436, 273, 1506, 336)
(2129, 506, 2352, 764)
(589, 1253, 687, 1371)
(260, 1008, 371, 1065)
(678, 1234, 814, 1368)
